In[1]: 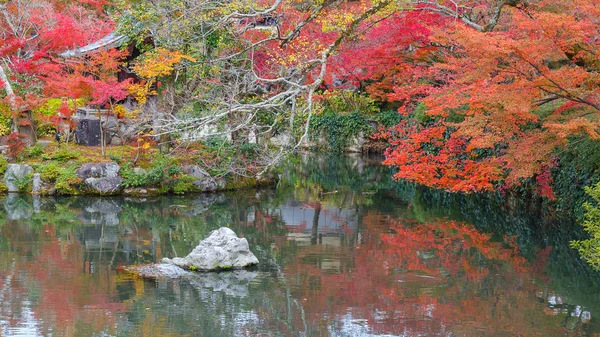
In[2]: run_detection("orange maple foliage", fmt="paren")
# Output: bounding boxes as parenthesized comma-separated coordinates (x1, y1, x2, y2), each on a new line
(323, 0, 600, 193)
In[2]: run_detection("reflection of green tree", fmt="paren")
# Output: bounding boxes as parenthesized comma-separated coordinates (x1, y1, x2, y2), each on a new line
(278, 154, 391, 208)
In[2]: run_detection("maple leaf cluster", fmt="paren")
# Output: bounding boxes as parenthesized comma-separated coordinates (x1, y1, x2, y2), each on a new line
(0, 0, 116, 135)
(322, 0, 600, 193)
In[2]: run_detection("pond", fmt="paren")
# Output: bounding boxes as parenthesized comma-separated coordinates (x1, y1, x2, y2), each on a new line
(1, 154, 600, 336)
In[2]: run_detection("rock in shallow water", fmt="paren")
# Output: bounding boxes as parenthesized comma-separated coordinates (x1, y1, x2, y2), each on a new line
(163, 227, 259, 271)
(125, 264, 257, 297)
(123, 228, 259, 296)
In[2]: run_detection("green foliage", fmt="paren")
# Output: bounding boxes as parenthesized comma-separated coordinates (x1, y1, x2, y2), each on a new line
(374, 109, 403, 127)
(37, 162, 61, 182)
(35, 98, 61, 117)
(553, 136, 600, 219)
(122, 155, 181, 191)
(25, 144, 45, 158)
(320, 91, 380, 116)
(571, 182, 600, 270)
(54, 164, 82, 195)
(0, 156, 7, 175)
(33, 98, 83, 138)
(0, 113, 10, 136)
(14, 173, 33, 192)
(172, 174, 197, 194)
(35, 123, 57, 139)
(310, 110, 372, 152)
(109, 154, 122, 164)
(42, 147, 80, 162)
(413, 102, 433, 125)
(31, 161, 83, 194)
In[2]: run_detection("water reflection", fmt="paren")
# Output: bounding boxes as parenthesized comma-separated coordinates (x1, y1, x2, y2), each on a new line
(1, 154, 600, 336)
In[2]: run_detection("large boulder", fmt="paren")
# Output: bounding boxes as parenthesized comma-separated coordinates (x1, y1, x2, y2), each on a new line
(76, 162, 122, 195)
(163, 227, 259, 271)
(180, 165, 218, 192)
(3, 164, 33, 192)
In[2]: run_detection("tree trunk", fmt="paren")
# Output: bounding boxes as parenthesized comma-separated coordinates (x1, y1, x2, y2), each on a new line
(0, 64, 18, 133)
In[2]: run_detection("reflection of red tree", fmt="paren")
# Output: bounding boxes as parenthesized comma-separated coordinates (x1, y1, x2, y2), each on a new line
(0, 222, 126, 337)
(381, 218, 528, 280)
(271, 211, 585, 336)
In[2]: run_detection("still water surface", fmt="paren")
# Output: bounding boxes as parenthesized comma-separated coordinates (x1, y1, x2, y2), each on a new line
(1, 155, 600, 336)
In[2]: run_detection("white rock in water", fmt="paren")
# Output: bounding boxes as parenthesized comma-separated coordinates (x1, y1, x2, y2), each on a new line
(163, 227, 259, 271)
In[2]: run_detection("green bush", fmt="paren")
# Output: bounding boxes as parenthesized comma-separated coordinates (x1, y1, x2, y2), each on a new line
(122, 155, 180, 190)
(319, 90, 379, 116)
(172, 174, 197, 194)
(553, 136, 600, 219)
(571, 182, 600, 270)
(0, 156, 7, 175)
(375, 109, 403, 127)
(0, 113, 10, 136)
(14, 173, 33, 192)
(25, 144, 45, 158)
(35, 123, 57, 139)
(55, 165, 81, 195)
(42, 148, 80, 162)
(310, 110, 372, 152)
(38, 162, 61, 182)
(109, 154, 122, 164)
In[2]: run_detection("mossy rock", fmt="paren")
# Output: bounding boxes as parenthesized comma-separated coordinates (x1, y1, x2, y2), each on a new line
(123, 187, 162, 197)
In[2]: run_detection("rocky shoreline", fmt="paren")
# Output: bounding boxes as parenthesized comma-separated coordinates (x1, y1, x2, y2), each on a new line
(1, 162, 276, 196)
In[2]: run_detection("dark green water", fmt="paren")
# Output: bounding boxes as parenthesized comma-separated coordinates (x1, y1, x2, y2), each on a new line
(1, 154, 600, 336)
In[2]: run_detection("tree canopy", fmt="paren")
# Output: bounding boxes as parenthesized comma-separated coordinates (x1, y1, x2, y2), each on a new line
(1, 0, 599, 192)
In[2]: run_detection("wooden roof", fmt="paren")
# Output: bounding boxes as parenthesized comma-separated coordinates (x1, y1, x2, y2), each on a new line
(59, 32, 128, 58)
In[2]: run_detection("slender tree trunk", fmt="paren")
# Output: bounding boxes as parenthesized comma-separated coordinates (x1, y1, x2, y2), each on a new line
(0, 64, 18, 133)
(98, 107, 106, 157)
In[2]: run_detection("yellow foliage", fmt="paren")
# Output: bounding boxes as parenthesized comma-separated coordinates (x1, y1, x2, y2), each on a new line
(114, 104, 138, 119)
(132, 47, 196, 79)
(0, 123, 9, 136)
(127, 82, 151, 106)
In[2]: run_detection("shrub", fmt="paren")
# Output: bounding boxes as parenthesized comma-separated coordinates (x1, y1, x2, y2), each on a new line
(25, 143, 45, 158)
(172, 174, 196, 194)
(6, 132, 27, 162)
(310, 110, 372, 152)
(318, 90, 380, 116)
(122, 155, 181, 190)
(0, 117, 10, 136)
(571, 182, 600, 270)
(54, 164, 81, 195)
(374, 109, 403, 128)
(0, 156, 7, 175)
(42, 147, 79, 162)
(109, 154, 122, 164)
(14, 173, 33, 192)
(38, 162, 61, 182)
(552, 136, 600, 219)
